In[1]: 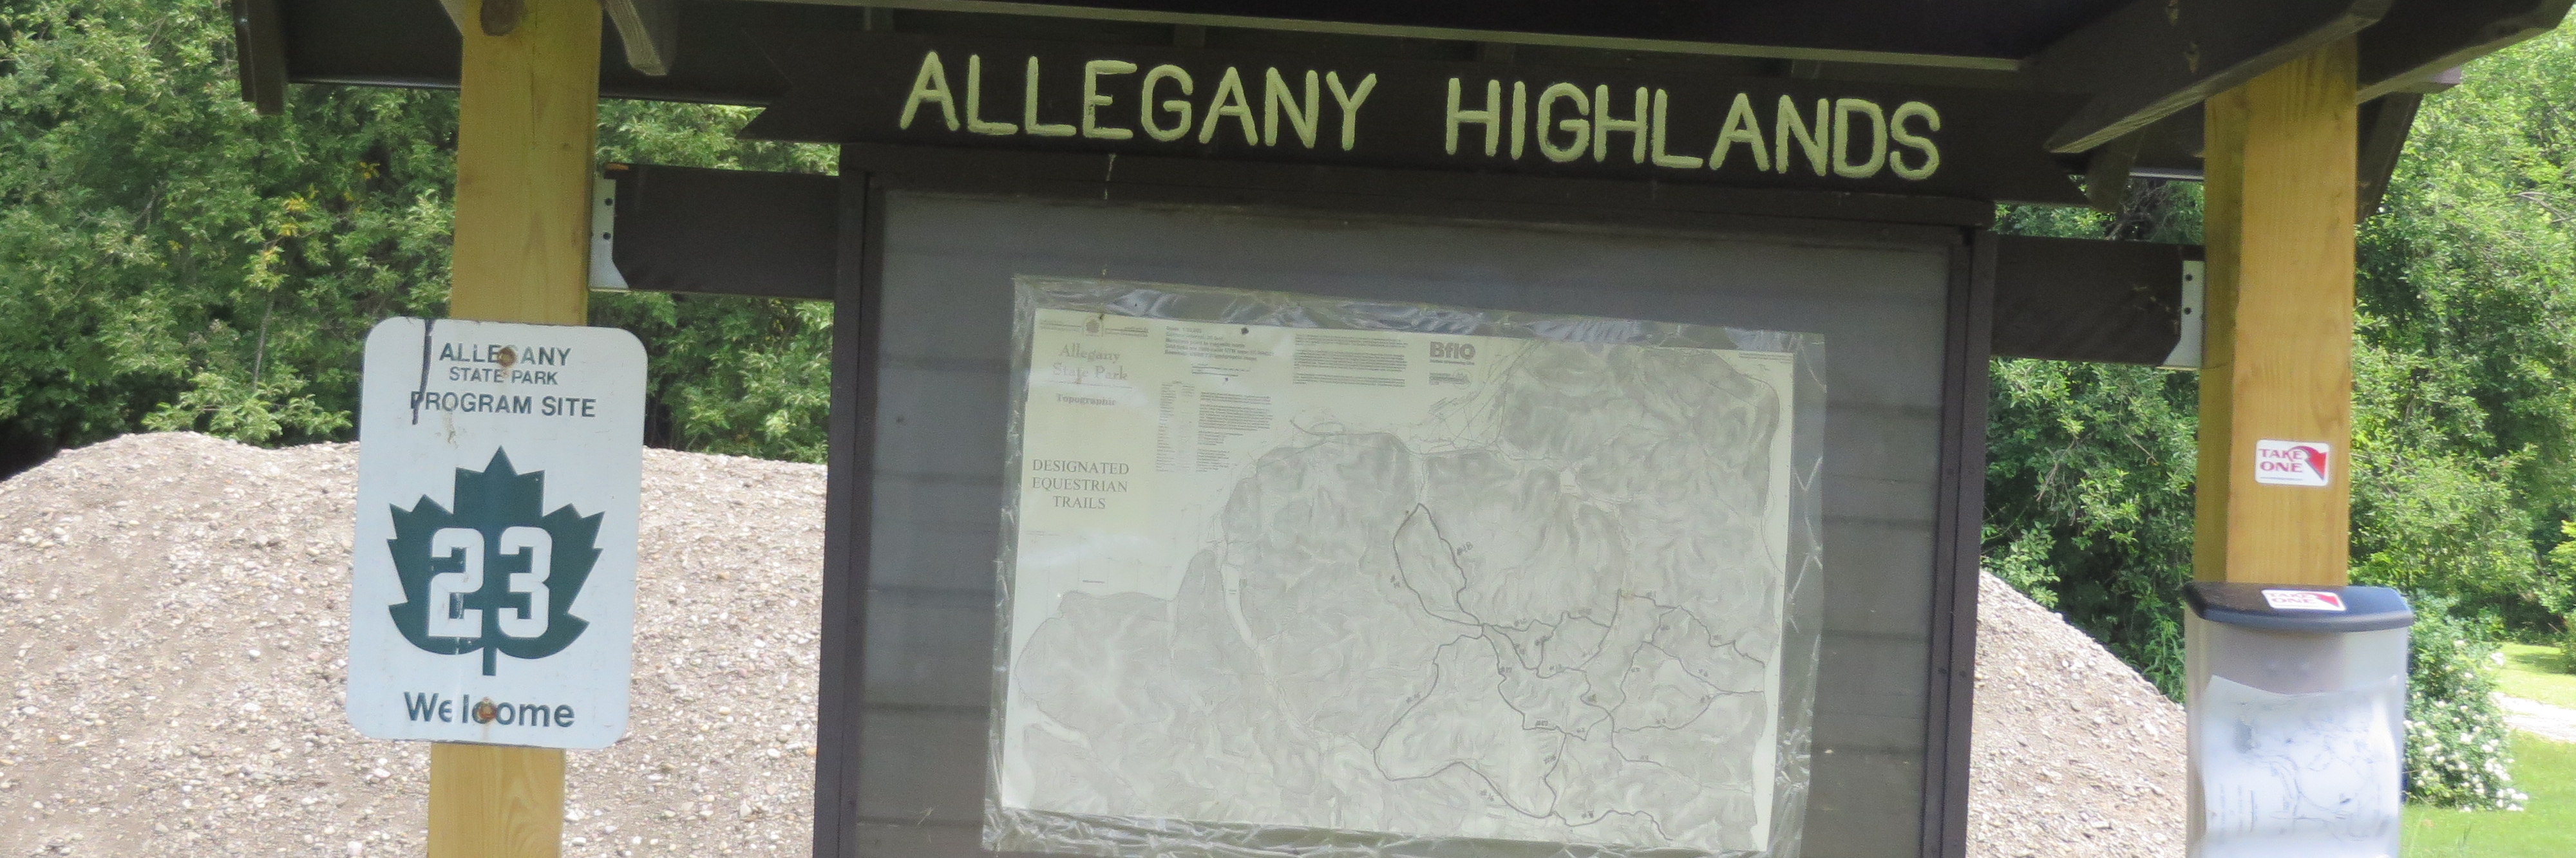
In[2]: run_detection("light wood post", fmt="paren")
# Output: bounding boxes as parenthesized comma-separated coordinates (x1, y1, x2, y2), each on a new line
(430, 742, 569, 857)
(430, 1, 598, 855)
(448, 0, 600, 327)
(2194, 38, 2359, 586)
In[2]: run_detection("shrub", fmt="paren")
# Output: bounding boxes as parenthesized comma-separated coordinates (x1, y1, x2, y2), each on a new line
(2403, 601, 2526, 809)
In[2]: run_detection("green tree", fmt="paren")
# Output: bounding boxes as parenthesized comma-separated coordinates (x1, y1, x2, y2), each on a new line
(0, 0, 840, 472)
(2347, 28, 2576, 624)
(1985, 181, 2205, 696)
(0, 0, 456, 465)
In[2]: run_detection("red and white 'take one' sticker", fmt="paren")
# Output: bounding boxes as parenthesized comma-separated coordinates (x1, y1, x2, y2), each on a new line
(2262, 589, 2347, 611)
(2253, 439, 2332, 487)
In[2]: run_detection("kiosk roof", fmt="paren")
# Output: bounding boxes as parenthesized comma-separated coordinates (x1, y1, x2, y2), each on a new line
(243, 0, 2571, 193)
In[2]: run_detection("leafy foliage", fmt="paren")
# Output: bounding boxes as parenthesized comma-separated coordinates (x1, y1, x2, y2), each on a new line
(1985, 180, 2204, 696)
(2403, 599, 2524, 810)
(2348, 29, 2576, 626)
(0, 0, 455, 465)
(0, 0, 838, 473)
(1984, 355, 2200, 695)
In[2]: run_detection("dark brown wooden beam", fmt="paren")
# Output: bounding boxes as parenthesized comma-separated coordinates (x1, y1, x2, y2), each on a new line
(2033, 0, 2389, 153)
(231, 0, 289, 116)
(597, 157, 2199, 364)
(1991, 234, 2201, 366)
(2356, 93, 2422, 218)
(2357, 0, 2572, 100)
(600, 163, 840, 299)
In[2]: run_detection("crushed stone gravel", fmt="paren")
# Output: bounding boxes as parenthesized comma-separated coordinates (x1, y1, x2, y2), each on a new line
(1, 432, 2186, 856)
(1967, 569, 2187, 857)
(1, 433, 822, 857)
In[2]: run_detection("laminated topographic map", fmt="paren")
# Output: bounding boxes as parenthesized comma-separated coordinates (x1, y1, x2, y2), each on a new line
(989, 277, 1824, 858)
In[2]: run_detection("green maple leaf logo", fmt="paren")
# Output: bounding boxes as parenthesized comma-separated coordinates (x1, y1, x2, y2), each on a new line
(385, 449, 600, 676)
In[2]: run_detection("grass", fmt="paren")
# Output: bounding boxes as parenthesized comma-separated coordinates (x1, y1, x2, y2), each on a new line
(2499, 643, 2576, 711)
(2403, 733, 2576, 857)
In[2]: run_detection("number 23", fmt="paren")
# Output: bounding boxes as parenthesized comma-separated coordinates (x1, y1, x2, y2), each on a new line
(426, 527, 552, 639)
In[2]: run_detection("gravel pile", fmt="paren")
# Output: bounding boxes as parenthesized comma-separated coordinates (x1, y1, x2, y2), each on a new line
(1, 433, 823, 857)
(1, 432, 2184, 857)
(1967, 569, 2188, 857)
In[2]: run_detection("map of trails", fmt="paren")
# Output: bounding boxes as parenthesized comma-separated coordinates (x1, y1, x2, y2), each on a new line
(2193, 675, 2401, 856)
(998, 295, 1804, 854)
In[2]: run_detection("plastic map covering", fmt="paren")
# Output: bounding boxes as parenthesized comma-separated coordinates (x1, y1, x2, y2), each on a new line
(2192, 676, 2403, 857)
(988, 277, 1826, 858)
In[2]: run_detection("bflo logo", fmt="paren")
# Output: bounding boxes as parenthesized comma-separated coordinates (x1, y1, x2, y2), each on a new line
(1429, 341, 1476, 360)
(2252, 440, 2332, 487)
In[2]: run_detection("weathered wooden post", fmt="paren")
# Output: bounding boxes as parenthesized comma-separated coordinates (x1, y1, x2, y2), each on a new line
(2195, 37, 2360, 588)
(429, 0, 600, 854)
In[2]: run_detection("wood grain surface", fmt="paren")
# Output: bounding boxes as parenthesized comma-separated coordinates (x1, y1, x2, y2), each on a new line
(2194, 37, 2359, 585)
(447, 0, 599, 326)
(430, 743, 569, 858)
(433, 0, 598, 854)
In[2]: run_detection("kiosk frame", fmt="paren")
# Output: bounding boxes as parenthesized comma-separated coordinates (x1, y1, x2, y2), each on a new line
(808, 142, 1996, 858)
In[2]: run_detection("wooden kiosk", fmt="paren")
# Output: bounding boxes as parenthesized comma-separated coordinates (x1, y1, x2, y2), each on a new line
(238, 1, 2570, 856)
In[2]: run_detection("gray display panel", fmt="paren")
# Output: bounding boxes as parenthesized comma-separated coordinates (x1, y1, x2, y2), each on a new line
(856, 192, 1955, 858)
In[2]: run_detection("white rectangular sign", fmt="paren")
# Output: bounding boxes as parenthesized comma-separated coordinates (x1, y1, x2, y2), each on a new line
(2262, 590, 2348, 611)
(2252, 439, 2332, 487)
(346, 317, 645, 749)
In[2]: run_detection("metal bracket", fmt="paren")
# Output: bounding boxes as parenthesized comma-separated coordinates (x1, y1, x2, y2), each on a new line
(2163, 260, 2206, 369)
(589, 175, 629, 292)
